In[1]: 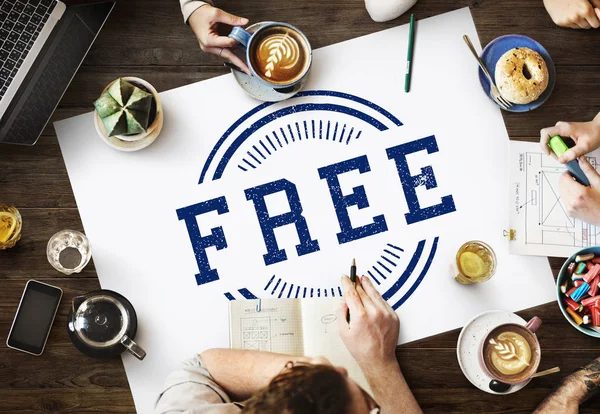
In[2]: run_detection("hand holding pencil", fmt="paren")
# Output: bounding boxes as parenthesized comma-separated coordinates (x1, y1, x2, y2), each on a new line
(337, 273, 400, 370)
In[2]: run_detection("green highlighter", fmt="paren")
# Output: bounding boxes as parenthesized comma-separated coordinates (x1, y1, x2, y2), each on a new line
(548, 135, 590, 187)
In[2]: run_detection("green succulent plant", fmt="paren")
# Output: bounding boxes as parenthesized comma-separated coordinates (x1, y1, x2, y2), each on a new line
(94, 78, 153, 137)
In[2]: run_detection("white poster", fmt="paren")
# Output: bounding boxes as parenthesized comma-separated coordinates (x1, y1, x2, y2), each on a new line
(55, 8, 556, 413)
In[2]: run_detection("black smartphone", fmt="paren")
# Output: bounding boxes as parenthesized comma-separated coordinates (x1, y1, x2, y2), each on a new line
(7, 280, 63, 356)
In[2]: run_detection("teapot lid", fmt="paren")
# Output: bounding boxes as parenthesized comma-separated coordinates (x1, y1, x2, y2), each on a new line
(73, 294, 130, 348)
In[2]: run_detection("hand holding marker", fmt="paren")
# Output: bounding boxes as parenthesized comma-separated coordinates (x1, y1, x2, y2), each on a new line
(548, 135, 590, 187)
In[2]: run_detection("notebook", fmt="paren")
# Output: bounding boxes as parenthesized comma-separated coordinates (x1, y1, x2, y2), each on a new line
(229, 297, 372, 394)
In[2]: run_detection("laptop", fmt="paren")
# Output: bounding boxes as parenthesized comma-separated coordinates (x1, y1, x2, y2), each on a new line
(0, 0, 115, 146)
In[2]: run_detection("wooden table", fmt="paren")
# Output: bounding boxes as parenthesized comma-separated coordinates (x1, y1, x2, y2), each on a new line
(1, 0, 599, 412)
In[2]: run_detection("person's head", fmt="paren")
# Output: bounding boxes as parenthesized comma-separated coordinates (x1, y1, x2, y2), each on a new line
(242, 358, 380, 414)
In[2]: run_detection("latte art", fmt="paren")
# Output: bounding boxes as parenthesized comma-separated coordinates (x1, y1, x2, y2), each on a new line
(488, 332, 532, 376)
(250, 27, 309, 85)
(260, 33, 301, 79)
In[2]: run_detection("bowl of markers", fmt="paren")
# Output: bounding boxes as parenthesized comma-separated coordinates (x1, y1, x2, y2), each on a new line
(557, 247, 600, 338)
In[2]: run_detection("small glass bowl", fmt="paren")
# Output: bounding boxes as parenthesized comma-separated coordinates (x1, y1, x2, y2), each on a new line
(0, 204, 22, 250)
(47, 229, 92, 275)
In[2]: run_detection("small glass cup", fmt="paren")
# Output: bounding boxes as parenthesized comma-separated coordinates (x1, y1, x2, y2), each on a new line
(47, 229, 92, 275)
(454, 240, 497, 284)
(0, 204, 22, 250)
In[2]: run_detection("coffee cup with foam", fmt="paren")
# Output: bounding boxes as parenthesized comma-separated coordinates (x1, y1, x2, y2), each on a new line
(229, 22, 312, 94)
(479, 316, 542, 385)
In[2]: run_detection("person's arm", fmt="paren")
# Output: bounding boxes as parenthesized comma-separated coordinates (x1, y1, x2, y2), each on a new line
(337, 275, 423, 413)
(543, 0, 600, 29)
(199, 349, 313, 401)
(534, 357, 600, 413)
(180, 0, 211, 24)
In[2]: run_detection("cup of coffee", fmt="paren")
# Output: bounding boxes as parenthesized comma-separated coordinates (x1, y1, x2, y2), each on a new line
(229, 22, 312, 92)
(480, 317, 542, 385)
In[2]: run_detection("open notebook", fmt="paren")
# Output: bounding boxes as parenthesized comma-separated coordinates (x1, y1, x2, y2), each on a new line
(229, 297, 371, 395)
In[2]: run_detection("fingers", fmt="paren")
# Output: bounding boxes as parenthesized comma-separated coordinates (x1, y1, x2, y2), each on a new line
(586, 12, 600, 28)
(359, 275, 392, 312)
(578, 157, 600, 187)
(540, 122, 573, 158)
(576, 16, 592, 29)
(559, 171, 584, 218)
(214, 47, 252, 76)
(355, 281, 376, 311)
(596, 8, 600, 21)
(543, 121, 592, 164)
(205, 35, 238, 49)
(341, 275, 364, 317)
(213, 8, 249, 27)
(336, 300, 349, 331)
(583, 2, 600, 28)
(560, 140, 592, 164)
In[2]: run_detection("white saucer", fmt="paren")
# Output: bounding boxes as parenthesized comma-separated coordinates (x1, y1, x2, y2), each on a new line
(230, 22, 305, 102)
(457, 310, 531, 395)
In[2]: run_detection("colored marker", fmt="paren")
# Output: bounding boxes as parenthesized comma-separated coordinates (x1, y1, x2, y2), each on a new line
(548, 135, 590, 186)
(404, 14, 415, 93)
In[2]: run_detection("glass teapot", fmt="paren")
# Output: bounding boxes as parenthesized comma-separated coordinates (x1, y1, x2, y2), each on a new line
(68, 290, 146, 360)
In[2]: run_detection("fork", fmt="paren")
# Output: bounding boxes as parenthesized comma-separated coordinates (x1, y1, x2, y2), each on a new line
(463, 35, 513, 110)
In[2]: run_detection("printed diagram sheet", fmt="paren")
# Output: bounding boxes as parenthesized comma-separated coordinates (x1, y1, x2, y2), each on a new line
(509, 141, 600, 257)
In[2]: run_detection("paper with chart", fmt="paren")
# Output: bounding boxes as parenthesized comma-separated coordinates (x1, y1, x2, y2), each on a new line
(509, 141, 600, 257)
(54, 8, 556, 413)
(229, 298, 370, 393)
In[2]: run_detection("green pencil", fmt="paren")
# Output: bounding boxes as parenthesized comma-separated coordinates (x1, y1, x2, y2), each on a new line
(405, 13, 415, 93)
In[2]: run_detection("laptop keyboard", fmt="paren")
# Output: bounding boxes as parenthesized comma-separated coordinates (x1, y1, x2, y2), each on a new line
(0, 0, 57, 100)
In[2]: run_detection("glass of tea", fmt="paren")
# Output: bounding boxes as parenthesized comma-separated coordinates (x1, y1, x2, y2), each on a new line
(454, 240, 496, 284)
(47, 229, 92, 275)
(0, 204, 22, 249)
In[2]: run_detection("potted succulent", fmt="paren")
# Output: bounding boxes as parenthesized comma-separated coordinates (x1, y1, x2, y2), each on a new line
(93, 77, 163, 151)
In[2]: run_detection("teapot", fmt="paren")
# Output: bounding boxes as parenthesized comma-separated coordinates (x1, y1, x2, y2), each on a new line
(68, 290, 146, 360)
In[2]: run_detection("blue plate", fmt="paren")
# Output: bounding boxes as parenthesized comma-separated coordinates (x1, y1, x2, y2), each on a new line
(478, 34, 555, 112)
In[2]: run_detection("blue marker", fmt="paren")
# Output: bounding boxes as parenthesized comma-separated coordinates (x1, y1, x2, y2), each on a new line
(548, 135, 590, 187)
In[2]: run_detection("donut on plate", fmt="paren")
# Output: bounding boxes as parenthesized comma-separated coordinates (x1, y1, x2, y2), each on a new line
(494, 47, 549, 105)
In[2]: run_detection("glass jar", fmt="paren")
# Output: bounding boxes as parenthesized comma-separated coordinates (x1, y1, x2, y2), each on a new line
(47, 229, 92, 275)
(454, 240, 497, 284)
(0, 204, 22, 249)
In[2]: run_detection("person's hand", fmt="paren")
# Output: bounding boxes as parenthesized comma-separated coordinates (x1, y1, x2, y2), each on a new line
(188, 5, 251, 75)
(540, 114, 600, 163)
(559, 157, 600, 225)
(543, 0, 600, 29)
(337, 275, 399, 371)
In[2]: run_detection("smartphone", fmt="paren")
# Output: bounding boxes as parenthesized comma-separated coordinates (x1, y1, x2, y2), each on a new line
(7, 280, 63, 356)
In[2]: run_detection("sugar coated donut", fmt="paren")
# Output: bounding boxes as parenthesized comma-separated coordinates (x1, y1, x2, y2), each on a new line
(494, 47, 549, 105)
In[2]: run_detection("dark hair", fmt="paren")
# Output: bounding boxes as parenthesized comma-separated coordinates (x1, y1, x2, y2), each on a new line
(242, 364, 351, 414)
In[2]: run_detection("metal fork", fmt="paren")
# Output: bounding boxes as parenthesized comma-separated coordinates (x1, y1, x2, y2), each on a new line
(463, 35, 513, 110)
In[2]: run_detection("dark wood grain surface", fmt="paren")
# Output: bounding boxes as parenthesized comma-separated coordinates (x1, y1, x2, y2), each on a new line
(1, 0, 599, 412)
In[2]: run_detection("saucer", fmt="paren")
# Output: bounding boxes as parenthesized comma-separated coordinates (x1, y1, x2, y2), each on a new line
(456, 310, 531, 395)
(230, 22, 304, 102)
(478, 34, 556, 113)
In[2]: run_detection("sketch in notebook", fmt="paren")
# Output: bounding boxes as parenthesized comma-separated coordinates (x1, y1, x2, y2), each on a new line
(241, 317, 272, 351)
(321, 314, 337, 334)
